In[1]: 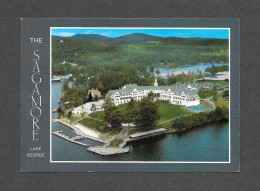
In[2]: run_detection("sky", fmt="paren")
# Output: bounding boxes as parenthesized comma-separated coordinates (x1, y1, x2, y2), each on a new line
(51, 28, 229, 39)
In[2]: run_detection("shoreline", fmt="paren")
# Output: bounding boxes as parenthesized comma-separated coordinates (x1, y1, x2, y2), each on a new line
(53, 102, 228, 156)
(53, 116, 228, 156)
(156, 63, 229, 76)
(53, 119, 107, 143)
(156, 62, 229, 71)
(166, 120, 229, 134)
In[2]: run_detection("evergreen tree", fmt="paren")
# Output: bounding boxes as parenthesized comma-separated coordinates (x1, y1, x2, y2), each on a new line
(57, 106, 62, 119)
(90, 105, 98, 129)
(110, 109, 122, 129)
(68, 111, 72, 119)
(211, 64, 217, 74)
(101, 99, 122, 129)
(147, 91, 155, 101)
(88, 91, 93, 101)
(134, 95, 160, 129)
(149, 65, 154, 73)
(126, 98, 137, 124)
(77, 85, 87, 116)
(198, 70, 203, 79)
(94, 94, 99, 101)
(212, 82, 218, 104)
(157, 77, 166, 86)
(223, 90, 229, 98)
(61, 80, 70, 93)
(167, 74, 176, 85)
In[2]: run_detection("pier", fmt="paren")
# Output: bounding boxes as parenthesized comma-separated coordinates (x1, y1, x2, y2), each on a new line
(52, 120, 169, 155)
(52, 131, 91, 147)
(71, 135, 85, 141)
(126, 128, 167, 142)
(52, 78, 61, 82)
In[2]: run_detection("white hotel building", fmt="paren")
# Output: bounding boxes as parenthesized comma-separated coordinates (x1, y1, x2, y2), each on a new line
(106, 79, 200, 106)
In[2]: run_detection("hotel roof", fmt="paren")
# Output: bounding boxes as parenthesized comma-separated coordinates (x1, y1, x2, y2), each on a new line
(106, 83, 199, 98)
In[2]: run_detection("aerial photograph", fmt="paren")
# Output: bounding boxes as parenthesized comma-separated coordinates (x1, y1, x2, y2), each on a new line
(51, 28, 229, 162)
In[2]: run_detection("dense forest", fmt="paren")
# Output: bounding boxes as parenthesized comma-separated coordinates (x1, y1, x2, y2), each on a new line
(52, 33, 229, 95)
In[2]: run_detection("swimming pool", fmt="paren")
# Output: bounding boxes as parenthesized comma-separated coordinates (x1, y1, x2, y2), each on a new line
(185, 105, 211, 112)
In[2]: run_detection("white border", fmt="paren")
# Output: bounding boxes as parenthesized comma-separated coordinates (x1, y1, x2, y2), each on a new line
(50, 27, 230, 164)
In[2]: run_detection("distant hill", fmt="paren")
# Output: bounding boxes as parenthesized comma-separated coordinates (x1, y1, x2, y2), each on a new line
(108, 33, 163, 44)
(70, 34, 111, 42)
(52, 33, 228, 46)
(52, 35, 63, 39)
(51, 34, 111, 42)
(52, 33, 163, 44)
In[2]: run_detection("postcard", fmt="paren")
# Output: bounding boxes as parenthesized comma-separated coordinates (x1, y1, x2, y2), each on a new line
(20, 18, 239, 172)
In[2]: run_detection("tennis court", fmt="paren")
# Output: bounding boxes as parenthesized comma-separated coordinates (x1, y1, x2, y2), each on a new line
(185, 105, 211, 113)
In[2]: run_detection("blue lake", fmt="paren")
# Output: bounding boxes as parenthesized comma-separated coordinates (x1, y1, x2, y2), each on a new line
(158, 63, 229, 75)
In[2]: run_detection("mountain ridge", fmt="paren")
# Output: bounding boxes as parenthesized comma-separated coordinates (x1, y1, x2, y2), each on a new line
(51, 33, 228, 45)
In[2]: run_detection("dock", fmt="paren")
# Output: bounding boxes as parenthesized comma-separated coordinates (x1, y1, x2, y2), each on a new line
(126, 128, 167, 142)
(87, 128, 167, 155)
(71, 135, 85, 141)
(52, 78, 61, 82)
(52, 120, 169, 156)
(87, 146, 130, 156)
(52, 131, 91, 147)
(52, 108, 58, 113)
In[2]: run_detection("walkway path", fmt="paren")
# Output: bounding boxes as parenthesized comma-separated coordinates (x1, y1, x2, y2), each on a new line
(115, 128, 129, 140)
(158, 114, 192, 125)
(203, 96, 216, 110)
(71, 117, 84, 124)
(82, 116, 102, 122)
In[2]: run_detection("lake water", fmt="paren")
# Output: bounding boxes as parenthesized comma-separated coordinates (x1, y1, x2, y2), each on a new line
(51, 71, 229, 162)
(157, 63, 229, 75)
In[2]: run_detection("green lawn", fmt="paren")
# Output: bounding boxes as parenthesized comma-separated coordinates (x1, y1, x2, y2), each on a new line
(118, 101, 190, 124)
(157, 101, 190, 123)
(79, 117, 104, 133)
(118, 103, 136, 116)
(118, 102, 139, 122)
(157, 121, 172, 129)
(90, 101, 190, 134)
(79, 117, 122, 135)
(215, 98, 229, 108)
(69, 116, 81, 123)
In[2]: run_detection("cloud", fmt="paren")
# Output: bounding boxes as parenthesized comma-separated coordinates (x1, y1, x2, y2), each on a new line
(83, 30, 93, 34)
(99, 32, 112, 37)
(52, 32, 75, 37)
